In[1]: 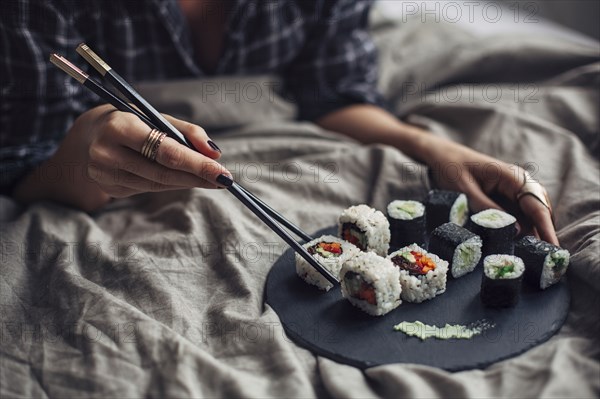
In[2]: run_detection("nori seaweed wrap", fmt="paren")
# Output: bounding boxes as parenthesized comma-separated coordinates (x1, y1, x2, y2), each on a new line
(480, 255, 525, 308)
(387, 200, 426, 250)
(429, 223, 483, 278)
(424, 190, 469, 233)
(515, 236, 570, 290)
(469, 209, 517, 257)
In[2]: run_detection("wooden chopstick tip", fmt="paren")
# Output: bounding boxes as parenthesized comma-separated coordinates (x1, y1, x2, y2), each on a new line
(49, 53, 88, 84)
(76, 43, 111, 75)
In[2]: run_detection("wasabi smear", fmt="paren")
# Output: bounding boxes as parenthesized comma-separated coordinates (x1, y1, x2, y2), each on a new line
(393, 320, 494, 341)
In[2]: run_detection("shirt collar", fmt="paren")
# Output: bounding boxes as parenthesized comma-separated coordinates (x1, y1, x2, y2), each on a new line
(150, 0, 252, 75)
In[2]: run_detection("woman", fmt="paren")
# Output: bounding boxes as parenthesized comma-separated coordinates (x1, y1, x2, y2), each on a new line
(0, 0, 557, 244)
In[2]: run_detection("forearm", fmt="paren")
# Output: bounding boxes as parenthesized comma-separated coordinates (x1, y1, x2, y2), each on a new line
(315, 104, 438, 163)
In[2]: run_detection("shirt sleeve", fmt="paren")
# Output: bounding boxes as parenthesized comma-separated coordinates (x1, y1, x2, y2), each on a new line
(283, 0, 384, 122)
(0, 1, 97, 195)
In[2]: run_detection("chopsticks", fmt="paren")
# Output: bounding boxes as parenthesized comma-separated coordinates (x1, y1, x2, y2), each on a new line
(237, 183, 313, 242)
(76, 44, 194, 149)
(49, 54, 159, 131)
(49, 45, 338, 285)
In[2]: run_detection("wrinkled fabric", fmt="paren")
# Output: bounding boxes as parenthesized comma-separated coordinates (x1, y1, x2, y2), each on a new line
(1, 16, 599, 399)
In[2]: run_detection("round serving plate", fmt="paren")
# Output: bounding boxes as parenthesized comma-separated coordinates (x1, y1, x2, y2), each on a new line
(265, 227, 570, 370)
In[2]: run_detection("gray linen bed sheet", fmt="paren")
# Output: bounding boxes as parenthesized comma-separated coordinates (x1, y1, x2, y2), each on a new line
(1, 17, 599, 399)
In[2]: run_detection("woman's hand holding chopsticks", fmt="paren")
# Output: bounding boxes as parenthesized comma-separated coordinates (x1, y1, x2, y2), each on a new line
(12, 104, 232, 211)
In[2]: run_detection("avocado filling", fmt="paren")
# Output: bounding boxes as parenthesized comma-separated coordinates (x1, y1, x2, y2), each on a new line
(488, 259, 516, 279)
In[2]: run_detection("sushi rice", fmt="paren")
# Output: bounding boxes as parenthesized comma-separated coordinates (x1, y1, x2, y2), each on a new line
(339, 204, 390, 256)
(340, 251, 402, 316)
(540, 250, 570, 289)
(483, 254, 525, 280)
(471, 209, 516, 229)
(388, 244, 448, 303)
(295, 234, 360, 291)
(449, 193, 469, 226)
(452, 237, 483, 277)
(387, 200, 425, 220)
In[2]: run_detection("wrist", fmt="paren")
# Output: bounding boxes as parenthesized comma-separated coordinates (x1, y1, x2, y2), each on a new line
(12, 154, 111, 213)
(388, 123, 433, 162)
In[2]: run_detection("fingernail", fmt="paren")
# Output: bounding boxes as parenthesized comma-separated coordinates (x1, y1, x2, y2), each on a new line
(216, 174, 233, 187)
(207, 140, 222, 153)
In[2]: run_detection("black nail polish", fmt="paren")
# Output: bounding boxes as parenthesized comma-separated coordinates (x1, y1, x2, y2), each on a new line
(216, 174, 233, 187)
(207, 140, 222, 153)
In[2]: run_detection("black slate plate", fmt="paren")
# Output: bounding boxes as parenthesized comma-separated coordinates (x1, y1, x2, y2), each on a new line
(265, 227, 570, 371)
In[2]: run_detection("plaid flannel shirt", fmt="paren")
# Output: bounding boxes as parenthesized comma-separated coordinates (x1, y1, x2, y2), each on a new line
(0, 0, 382, 194)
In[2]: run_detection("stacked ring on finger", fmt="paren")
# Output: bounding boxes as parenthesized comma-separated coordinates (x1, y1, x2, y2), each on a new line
(141, 128, 167, 162)
(516, 170, 554, 225)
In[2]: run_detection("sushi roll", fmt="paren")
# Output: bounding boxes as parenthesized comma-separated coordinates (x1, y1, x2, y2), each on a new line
(425, 190, 469, 233)
(296, 235, 360, 291)
(339, 204, 390, 256)
(340, 252, 402, 316)
(469, 209, 517, 257)
(387, 244, 448, 303)
(480, 255, 525, 307)
(429, 223, 483, 278)
(387, 200, 426, 250)
(515, 236, 570, 290)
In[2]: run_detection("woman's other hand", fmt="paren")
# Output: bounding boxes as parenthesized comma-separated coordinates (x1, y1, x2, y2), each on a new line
(423, 135, 558, 245)
(317, 104, 559, 246)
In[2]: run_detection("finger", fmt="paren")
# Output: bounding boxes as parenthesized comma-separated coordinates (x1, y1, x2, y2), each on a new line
(153, 137, 232, 186)
(461, 178, 504, 212)
(101, 184, 137, 199)
(88, 164, 210, 192)
(103, 145, 219, 189)
(163, 114, 222, 159)
(110, 116, 232, 187)
(518, 196, 559, 245)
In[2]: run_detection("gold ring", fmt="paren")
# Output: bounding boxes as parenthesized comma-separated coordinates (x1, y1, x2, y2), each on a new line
(141, 129, 166, 161)
(148, 132, 166, 162)
(516, 170, 554, 225)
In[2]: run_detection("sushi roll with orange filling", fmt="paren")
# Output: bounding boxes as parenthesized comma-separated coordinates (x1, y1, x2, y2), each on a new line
(295, 235, 360, 291)
(340, 252, 401, 316)
(388, 244, 448, 303)
(339, 204, 390, 256)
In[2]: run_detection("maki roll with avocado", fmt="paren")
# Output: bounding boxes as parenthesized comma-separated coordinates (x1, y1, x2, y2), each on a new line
(387, 200, 426, 250)
(295, 235, 360, 291)
(388, 244, 448, 303)
(425, 190, 469, 233)
(340, 252, 402, 316)
(515, 236, 570, 290)
(339, 204, 390, 256)
(480, 254, 525, 308)
(469, 209, 517, 257)
(429, 223, 483, 278)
